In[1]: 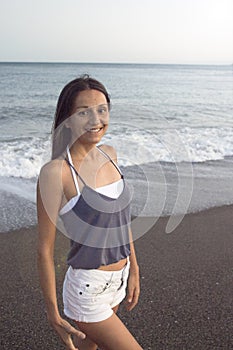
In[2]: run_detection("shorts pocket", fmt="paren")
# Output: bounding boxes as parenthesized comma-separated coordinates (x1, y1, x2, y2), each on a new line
(67, 269, 109, 297)
(79, 281, 108, 295)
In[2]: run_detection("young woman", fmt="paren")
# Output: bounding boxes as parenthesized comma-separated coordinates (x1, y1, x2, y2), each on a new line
(37, 75, 142, 350)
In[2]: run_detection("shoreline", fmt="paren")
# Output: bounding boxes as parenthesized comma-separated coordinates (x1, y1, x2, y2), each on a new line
(1, 204, 233, 349)
(1, 202, 233, 235)
(1, 154, 233, 231)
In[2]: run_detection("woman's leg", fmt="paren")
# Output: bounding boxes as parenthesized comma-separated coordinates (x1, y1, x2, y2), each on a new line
(73, 335, 98, 350)
(75, 312, 143, 350)
(73, 305, 120, 350)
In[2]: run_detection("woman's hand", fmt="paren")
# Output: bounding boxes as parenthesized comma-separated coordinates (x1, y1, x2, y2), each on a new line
(49, 314, 86, 350)
(125, 267, 140, 311)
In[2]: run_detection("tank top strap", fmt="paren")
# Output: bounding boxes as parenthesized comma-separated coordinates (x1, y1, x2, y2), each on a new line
(97, 146, 124, 178)
(66, 147, 86, 194)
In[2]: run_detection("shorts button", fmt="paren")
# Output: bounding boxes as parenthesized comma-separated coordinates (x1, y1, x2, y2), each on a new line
(86, 284, 90, 287)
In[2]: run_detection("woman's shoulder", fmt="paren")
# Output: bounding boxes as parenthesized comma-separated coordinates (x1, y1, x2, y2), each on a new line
(38, 158, 65, 196)
(39, 158, 64, 179)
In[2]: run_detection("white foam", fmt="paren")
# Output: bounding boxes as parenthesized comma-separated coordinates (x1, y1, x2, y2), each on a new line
(0, 126, 233, 180)
(178, 127, 233, 162)
(0, 136, 51, 178)
(104, 125, 233, 166)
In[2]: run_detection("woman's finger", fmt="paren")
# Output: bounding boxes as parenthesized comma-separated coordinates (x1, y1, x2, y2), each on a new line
(125, 287, 140, 311)
(61, 319, 86, 340)
(65, 334, 79, 350)
(52, 318, 86, 349)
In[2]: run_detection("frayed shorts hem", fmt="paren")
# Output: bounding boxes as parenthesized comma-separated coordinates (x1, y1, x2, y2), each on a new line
(64, 306, 114, 323)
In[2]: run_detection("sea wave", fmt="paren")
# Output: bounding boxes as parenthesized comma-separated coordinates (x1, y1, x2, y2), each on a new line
(0, 125, 232, 179)
(0, 137, 51, 178)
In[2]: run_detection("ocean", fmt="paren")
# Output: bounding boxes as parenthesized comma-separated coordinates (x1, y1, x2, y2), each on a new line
(0, 62, 232, 232)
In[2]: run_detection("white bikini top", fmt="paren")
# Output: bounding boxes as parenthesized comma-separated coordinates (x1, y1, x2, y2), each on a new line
(59, 147, 124, 215)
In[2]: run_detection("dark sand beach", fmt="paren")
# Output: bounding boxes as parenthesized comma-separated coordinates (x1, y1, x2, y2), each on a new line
(1, 205, 233, 350)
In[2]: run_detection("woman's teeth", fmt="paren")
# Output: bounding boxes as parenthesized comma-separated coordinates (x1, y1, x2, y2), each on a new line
(88, 128, 102, 133)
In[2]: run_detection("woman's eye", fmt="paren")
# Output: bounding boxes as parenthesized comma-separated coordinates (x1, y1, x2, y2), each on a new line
(98, 107, 107, 114)
(75, 105, 108, 117)
(78, 110, 89, 117)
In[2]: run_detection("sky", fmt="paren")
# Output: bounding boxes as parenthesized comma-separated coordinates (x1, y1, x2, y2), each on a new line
(0, 0, 232, 64)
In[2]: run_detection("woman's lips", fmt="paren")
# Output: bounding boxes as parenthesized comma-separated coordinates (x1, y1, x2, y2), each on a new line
(85, 126, 104, 133)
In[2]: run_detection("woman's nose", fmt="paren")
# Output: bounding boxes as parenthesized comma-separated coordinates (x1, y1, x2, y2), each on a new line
(89, 108, 100, 123)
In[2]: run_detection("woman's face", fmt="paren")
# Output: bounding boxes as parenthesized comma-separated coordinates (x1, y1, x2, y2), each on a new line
(67, 89, 109, 145)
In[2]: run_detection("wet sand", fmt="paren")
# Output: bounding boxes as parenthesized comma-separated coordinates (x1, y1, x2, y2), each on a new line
(0, 205, 233, 349)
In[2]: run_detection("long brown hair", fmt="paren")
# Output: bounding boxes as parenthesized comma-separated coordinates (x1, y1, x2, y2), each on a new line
(51, 74, 110, 159)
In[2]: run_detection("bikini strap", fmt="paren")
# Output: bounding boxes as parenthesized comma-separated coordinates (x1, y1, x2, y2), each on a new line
(97, 146, 124, 178)
(66, 147, 86, 194)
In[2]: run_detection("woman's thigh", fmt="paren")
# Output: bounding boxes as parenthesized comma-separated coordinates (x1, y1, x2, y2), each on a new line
(73, 305, 119, 350)
(73, 334, 97, 350)
(75, 312, 143, 350)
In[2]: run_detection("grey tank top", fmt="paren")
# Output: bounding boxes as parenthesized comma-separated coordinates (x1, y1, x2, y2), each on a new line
(60, 146, 131, 269)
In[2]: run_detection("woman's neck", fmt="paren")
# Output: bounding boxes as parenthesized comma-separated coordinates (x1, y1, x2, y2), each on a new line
(69, 141, 98, 161)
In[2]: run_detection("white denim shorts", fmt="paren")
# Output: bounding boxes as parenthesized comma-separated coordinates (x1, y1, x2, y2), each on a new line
(63, 259, 130, 323)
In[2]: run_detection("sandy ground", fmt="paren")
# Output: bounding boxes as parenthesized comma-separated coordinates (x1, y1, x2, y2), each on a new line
(1, 205, 233, 349)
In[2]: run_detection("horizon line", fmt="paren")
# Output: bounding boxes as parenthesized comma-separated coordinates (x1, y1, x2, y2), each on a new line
(0, 60, 232, 66)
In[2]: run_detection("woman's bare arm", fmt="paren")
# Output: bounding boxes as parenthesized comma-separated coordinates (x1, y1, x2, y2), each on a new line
(37, 161, 85, 349)
(125, 227, 140, 311)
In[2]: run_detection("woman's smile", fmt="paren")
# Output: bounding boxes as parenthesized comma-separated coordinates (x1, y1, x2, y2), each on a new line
(85, 126, 105, 133)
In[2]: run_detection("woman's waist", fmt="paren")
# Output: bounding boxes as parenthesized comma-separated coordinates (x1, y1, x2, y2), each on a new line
(67, 257, 130, 281)
(97, 257, 128, 271)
